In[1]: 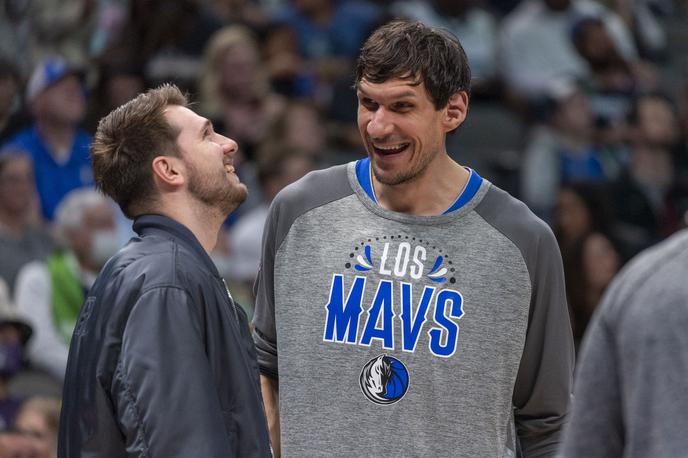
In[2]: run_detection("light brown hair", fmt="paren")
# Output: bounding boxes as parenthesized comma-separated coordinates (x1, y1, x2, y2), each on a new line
(91, 83, 187, 218)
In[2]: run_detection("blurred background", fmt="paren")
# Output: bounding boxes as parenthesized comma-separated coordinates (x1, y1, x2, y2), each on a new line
(0, 0, 687, 455)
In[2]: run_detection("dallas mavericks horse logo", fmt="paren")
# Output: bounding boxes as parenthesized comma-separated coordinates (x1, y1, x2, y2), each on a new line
(359, 355, 409, 405)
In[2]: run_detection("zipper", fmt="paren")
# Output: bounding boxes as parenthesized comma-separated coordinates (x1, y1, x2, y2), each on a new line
(221, 278, 239, 322)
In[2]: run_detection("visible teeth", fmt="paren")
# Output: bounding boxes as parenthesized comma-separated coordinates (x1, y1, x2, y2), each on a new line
(375, 144, 407, 150)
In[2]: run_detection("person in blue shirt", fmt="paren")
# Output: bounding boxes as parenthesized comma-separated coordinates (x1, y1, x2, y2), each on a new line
(1, 56, 93, 221)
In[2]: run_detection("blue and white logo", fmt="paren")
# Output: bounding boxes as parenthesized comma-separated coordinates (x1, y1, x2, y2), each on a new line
(359, 354, 409, 405)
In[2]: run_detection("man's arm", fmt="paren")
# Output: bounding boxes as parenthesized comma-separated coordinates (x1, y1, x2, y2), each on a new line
(253, 198, 282, 454)
(114, 287, 232, 457)
(261, 375, 280, 457)
(513, 225, 575, 457)
(560, 315, 623, 457)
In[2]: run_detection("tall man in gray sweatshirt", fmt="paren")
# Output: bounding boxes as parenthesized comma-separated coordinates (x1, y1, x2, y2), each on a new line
(253, 20, 574, 457)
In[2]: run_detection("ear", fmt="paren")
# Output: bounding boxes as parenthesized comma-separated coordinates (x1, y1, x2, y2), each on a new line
(151, 155, 185, 190)
(443, 91, 469, 132)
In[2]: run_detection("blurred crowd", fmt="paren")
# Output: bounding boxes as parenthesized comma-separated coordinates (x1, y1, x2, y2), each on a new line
(0, 0, 687, 455)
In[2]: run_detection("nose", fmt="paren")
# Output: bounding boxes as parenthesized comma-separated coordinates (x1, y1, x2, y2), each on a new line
(366, 107, 394, 139)
(219, 134, 239, 156)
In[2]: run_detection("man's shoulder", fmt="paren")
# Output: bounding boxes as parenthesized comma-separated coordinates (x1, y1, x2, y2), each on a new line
(271, 163, 352, 216)
(110, 236, 182, 286)
(475, 183, 553, 243)
(603, 230, 688, 321)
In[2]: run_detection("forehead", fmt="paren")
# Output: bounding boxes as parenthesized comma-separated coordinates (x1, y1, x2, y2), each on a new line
(357, 77, 428, 102)
(164, 105, 205, 132)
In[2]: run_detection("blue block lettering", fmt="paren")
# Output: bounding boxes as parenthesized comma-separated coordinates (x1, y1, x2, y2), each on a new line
(400, 283, 434, 352)
(360, 280, 395, 349)
(323, 275, 365, 344)
(428, 289, 464, 357)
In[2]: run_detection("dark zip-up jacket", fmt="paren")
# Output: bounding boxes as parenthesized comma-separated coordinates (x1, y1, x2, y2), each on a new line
(58, 215, 272, 457)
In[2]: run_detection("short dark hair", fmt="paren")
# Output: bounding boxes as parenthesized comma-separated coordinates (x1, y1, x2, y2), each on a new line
(91, 83, 187, 218)
(355, 20, 471, 109)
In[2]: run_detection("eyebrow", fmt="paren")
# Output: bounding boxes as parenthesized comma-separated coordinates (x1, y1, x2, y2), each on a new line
(199, 119, 211, 136)
(357, 88, 418, 99)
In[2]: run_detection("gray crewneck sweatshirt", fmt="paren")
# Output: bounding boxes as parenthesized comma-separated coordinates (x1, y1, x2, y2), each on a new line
(254, 161, 573, 457)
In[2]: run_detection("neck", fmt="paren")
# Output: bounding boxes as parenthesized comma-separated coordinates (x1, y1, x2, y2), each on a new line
(373, 154, 470, 216)
(36, 119, 76, 161)
(156, 196, 225, 253)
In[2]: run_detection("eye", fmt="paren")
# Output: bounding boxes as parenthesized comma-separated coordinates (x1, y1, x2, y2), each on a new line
(392, 102, 413, 112)
(360, 98, 378, 111)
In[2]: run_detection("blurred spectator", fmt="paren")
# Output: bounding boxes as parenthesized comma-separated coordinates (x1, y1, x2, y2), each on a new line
(611, 93, 688, 255)
(391, 0, 499, 89)
(0, 279, 32, 432)
(521, 81, 617, 218)
(85, 60, 146, 133)
(14, 189, 119, 381)
(89, 0, 130, 58)
(562, 231, 621, 348)
(259, 99, 328, 162)
(26, 0, 98, 67)
(552, 182, 616, 249)
(204, 0, 272, 27)
(199, 25, 286, 160)
(14, 396, 60, 458)
(499, 0, 637, 102)
(0, 1, 33, 77)
(1, 57, 93, 221)
(0, 431, 38, 458)
(272, 0, 381, 94)
(0, 58, 29, 144)
(109, 0, 223, 90)
(572, 16, 658, 135)
(603, 0, 668, 60)
(261, 21, 319, 98)
(0, 153, 55, 295)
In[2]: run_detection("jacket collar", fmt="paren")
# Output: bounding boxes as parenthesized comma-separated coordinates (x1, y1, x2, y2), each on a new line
(132, 214, 221, 278)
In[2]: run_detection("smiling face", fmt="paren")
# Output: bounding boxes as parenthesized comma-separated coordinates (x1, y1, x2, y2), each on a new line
(357, 78, 452, 186)
(164, 105, 247, 215)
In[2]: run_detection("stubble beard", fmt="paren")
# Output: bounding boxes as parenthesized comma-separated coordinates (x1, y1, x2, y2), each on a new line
(187, 163, 248, 216)
(370, 147, 436, 187)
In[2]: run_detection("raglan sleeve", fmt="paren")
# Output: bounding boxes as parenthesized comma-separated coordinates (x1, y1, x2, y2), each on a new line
(252, 199, 281, 379)
(114, 287, 233, 457)
(513, 223, 575, 457)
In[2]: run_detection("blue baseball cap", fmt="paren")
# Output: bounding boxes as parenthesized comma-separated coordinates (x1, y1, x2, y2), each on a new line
(25, 56, 85, 102)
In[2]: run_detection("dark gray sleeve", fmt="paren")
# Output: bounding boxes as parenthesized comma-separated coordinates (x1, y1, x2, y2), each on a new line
(113, 287, 233, 457)
(560, 313, 623, 457)
(252, 164, 353, 379)
(476, 187, 574, 457)
(252, 197, 280, 379)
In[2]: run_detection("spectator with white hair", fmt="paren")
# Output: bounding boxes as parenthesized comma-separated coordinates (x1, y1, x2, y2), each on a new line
(14, 188, 119, 381)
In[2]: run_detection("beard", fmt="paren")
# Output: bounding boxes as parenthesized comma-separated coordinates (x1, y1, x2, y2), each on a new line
(187, 161, 248, 216)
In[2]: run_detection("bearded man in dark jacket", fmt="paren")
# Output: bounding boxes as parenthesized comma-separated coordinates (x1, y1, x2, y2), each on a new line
(58, 84, 272, 457)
